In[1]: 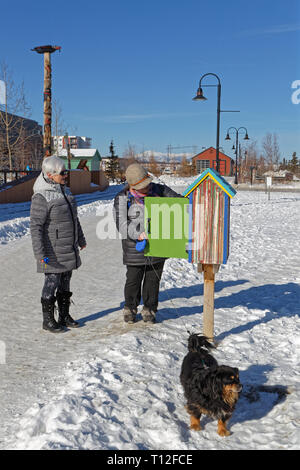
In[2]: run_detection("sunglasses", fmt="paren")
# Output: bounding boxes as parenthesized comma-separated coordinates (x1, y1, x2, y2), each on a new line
(59, 170, 68, 176)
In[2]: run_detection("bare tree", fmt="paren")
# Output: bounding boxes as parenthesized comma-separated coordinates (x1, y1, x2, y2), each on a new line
(148, 153, 160, 176)
(52, 99, 67, 154)
(177, 155, 191, 176)
(52, 99, 79, 156)
(0, 62, 33, 170)
(238, 141, 259, 181)
(121, 142, 138, 171)
(261, 133, 281, 170)
(272, 133, 281, 167)
(261, 133, 273, 168)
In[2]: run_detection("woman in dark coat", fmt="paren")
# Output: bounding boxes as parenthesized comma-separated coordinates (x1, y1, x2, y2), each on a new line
(30, 156, 86, 333)
(114, 163, 181, 324)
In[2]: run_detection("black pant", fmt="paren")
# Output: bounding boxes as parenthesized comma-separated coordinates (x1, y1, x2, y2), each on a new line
(42, 271, 72, 300)
(124, 261, 165, 312)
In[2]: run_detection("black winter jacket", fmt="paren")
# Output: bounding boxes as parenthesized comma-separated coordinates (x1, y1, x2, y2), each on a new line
(113, 182, 182, 266)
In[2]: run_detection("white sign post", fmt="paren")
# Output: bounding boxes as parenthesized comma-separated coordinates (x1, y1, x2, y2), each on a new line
(266, 176, 272, 200)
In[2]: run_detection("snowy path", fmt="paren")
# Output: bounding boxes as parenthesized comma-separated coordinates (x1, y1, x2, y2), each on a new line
(0, 186, 300, 449)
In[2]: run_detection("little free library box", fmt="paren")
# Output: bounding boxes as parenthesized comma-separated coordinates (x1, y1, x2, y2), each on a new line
(144, 168, 236, 340)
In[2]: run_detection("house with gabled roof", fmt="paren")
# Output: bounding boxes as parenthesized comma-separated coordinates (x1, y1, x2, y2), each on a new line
(192, 147, 234, 177)
(56, 148, 102, 171)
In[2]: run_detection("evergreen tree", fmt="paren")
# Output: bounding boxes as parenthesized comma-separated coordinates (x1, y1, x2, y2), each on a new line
(288, 152, 299, 174)
(105, 140, 121, 182)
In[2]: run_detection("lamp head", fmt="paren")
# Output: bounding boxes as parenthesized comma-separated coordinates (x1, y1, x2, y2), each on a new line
(225, 132, 231, 140)
(193, 87, 207, 101)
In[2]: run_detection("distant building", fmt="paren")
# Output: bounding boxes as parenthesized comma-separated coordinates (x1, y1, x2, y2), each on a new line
(0, 112, 43, 168)
(52, 136, 92, 152)
(192, 147, 234, 176)
(56, 148, 101, 171)
(263, 170, 294, 183)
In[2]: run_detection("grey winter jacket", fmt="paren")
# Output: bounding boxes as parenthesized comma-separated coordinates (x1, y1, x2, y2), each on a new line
(30, 172, 86, 273)
(113, 182, 182, 266)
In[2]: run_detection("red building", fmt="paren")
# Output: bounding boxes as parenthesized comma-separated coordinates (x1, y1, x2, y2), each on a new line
(192, 147, 234, 176)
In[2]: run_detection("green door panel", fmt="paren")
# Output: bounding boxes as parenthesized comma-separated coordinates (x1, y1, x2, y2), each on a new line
(144, 197, 189, 259)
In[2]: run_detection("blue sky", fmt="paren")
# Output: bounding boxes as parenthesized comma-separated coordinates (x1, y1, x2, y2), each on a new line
(1, 0, 300, 160)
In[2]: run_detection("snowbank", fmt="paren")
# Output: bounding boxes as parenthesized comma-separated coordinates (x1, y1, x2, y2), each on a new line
(0, 183, 299, 450)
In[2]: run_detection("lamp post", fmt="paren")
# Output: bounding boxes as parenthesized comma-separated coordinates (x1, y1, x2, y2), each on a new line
(193, 73, 221, 173)
(193, 73, 240, 174)
(225, 127, 249, 184)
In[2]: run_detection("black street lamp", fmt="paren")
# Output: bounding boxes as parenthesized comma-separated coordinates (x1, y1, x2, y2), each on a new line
(193, 73, 240, 174)
(193, 73, 221, 173)
(225, 127, 249, 184)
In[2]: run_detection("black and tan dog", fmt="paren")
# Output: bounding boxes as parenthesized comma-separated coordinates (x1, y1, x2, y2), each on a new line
(180, 334, 242, 437)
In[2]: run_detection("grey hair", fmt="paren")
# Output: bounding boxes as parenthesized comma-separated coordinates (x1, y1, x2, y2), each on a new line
(42, 156, 65, 176)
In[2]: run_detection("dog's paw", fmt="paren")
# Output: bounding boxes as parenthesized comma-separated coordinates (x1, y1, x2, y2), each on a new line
(217, 420, 231, 436)
(190, 415, 201, 431)
(190, 422, 202, 431)
(217, 428, 231, 437)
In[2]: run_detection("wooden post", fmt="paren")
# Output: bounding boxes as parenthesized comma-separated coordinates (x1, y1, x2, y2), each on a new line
(198, 263, 220, 342)
(43, 51, 52, 157)
(31, 45, 61, 158)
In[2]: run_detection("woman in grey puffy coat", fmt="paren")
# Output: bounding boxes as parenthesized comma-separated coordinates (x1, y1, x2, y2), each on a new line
(30, 156, 86, 333)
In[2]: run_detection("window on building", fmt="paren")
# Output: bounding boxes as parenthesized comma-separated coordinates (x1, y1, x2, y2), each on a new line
(196, 159, 210, 173)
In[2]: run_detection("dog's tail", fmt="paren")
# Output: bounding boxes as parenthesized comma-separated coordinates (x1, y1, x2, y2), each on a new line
(187, 334, 215, 353)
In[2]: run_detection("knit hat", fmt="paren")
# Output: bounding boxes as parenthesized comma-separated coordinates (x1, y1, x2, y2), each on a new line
(125, 163, 153, 190)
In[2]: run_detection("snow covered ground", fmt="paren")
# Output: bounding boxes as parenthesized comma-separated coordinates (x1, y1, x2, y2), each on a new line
(0, 179, 299, 450)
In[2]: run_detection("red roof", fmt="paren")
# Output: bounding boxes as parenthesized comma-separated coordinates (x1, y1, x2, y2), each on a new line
(192, 146, 233, 161)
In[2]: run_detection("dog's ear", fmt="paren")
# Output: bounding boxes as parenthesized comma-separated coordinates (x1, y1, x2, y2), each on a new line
(188, 335, 200, 352)
(211, 371, 224, 400)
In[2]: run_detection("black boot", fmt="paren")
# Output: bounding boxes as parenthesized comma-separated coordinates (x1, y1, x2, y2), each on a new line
(56, 291, 79, 328)
(41, 297, 64, 333)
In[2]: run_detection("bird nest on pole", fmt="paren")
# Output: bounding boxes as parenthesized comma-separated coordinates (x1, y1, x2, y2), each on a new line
(31, 45, 61, 54)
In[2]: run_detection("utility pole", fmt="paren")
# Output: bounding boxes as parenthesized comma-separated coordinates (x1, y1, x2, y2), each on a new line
(32, 45, 61, 158)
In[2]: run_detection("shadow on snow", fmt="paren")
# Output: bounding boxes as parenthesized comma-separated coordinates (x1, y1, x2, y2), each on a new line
(157, 281, 300, 341)
(79, 281, 300, 341)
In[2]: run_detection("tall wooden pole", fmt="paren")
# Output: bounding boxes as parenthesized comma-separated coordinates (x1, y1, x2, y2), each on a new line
(43, 52, 52, 157)
(203, 264, 215, 340)
(32, 45, 61, 158)
(198, 263, 220, 342)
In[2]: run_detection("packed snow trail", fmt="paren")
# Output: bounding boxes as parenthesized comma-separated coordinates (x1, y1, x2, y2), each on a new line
(0, 185, 299, 449)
